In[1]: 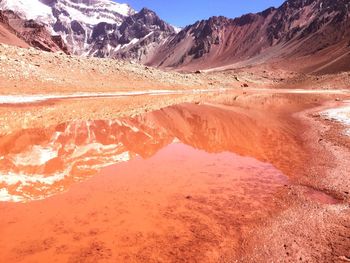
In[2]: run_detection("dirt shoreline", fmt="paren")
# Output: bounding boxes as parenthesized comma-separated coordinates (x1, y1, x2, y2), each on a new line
(239, 96, 350, 263)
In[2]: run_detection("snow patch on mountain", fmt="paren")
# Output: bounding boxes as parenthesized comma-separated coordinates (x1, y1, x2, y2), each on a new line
(78, 0, 135, 17)
(0, 0, 135, 27)
(0, 0, 56, 24)
(172, 26, 182, 33)
(54, 0, 135, 25)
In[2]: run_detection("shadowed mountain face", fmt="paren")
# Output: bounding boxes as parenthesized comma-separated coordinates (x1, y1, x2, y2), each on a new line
(0, 103, 304, 202)
(88, 8, 175, 61)
(146, 0, 350, 73)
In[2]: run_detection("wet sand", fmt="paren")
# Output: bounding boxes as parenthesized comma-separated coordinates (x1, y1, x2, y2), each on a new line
(0, 91, 349, 262)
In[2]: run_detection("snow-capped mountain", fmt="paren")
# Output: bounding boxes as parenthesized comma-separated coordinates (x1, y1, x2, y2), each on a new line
(2, 0, 348, 73)
(87, 8, 176, 61)
(0, 0, 135, 27)
(0, 0, 175, 59)
(0, 0, 56, 25)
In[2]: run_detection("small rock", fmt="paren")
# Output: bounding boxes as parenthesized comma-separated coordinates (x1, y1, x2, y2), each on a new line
(338, 256, 350, 262)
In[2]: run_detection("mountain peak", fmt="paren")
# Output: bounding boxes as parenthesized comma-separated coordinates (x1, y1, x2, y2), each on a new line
(139, 7, 155, 14)
(0, 0, 174, 60)
(147, 0, 350, 73)
(1, 0, 349, 74)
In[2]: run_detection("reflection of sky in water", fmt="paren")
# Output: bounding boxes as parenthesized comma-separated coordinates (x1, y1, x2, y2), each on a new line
(0, 89, 220, 104)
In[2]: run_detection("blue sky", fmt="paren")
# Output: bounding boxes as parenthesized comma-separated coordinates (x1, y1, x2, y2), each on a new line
(121, 0, 285, 27)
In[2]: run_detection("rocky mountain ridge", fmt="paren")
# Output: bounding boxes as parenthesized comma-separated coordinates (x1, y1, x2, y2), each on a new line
(148, 0, 350, 73)
(0, 9, 69, 52)
(0, 0, 176, 60)
(0, 0, 350, 73)
(86, 7, 176, 62)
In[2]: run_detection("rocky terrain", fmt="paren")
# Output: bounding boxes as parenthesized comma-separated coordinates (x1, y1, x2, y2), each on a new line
(0, 0, 177, 60)
(90, 8, 176, 62)
(150, 0, 350, 73)
(0, 43, 267, 95)
(1, 0, 349, 73)
(1, 43, 350, 98)
(0, 10, 69, 52)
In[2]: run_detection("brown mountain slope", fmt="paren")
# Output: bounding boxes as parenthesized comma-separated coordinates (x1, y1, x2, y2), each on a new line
(0, 11, 29, 48)
(0, 10, 69, 53)
(147, 0, 350, 73)
(0, 24, 29, 48)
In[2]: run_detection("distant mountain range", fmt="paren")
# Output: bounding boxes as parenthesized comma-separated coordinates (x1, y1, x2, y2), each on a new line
(0, 0, 349, 73)
(150, 0, 350, 73)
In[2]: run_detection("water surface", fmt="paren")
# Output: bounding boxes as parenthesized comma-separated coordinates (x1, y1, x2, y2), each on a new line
(0, 103, 300, 262)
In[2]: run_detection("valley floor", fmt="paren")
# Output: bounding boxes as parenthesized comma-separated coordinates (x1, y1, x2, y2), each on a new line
(0, 45, 350, 262)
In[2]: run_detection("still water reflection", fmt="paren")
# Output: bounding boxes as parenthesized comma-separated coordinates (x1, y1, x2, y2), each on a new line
(0, 103, 301, 202)
(0, 102, 308, 262)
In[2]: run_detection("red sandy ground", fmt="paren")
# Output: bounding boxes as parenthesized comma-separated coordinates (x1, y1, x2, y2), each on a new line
(0, 92, 349, 262)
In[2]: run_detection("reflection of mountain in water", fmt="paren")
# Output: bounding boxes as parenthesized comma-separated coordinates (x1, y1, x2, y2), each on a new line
(0, 103, 303, 202)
